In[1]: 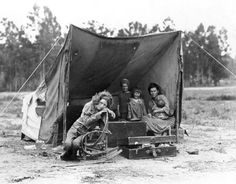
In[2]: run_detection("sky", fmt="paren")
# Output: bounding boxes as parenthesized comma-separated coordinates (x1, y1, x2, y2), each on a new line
(0, 0, 236, 57)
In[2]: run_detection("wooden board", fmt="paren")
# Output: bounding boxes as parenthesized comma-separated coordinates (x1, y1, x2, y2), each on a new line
(121, 145, 177, 159)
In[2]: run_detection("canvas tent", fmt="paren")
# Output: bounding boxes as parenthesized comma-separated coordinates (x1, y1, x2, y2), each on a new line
(21, 24, 183, 146)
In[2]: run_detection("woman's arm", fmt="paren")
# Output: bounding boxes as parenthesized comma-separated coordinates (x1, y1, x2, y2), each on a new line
(152, 108, 163, 113)
(147, 100, 154, 117)
(80, 101, 92, 117)
(147, 100, 153, 114)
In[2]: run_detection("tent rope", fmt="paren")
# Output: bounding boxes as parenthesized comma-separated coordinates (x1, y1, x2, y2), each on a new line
(189, 37, 236, 79)
(0, 37, 61, 115)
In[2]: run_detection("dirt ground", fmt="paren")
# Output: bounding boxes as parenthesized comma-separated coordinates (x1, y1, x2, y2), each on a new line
(0, 87, 236, 184)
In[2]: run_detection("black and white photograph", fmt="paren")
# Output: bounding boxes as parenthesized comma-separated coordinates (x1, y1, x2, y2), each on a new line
(0, 0, 236, 183)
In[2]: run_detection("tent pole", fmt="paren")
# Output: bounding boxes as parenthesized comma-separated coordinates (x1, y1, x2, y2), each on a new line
(62, 26, 73, 144)
(176, 74, 180, 143)
(176, 33, 183, 143)
(176, 71, 183, 143)
(63, 54, 70, 143)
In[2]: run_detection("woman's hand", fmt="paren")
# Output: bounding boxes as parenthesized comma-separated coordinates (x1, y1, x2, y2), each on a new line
(107, 109, 116, 119)
(98, 109, 108, 116)
(99, 108, 116, 119)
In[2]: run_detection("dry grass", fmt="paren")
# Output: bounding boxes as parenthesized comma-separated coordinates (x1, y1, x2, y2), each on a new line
(182, 86, 236, 128)
(206, 95, 236, 101)
(183, 86, 236, 100)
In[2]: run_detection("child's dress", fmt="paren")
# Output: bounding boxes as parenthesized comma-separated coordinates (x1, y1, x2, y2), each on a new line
(127, 98, 147, 121)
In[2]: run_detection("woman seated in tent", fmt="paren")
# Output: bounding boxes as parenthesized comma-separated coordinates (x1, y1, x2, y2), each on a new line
(143, 83, 175, 135)
(60, 91, 115, 161)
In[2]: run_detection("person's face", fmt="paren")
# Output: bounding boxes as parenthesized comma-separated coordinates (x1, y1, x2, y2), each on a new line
(96, 99, 107, 111)
(122, 83, 129, 92)
(134, 91, 140, 99)
(150, 87, 159, 98)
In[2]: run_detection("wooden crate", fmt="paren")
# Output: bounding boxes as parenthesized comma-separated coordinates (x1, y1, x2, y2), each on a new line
(121, 145, 177, 159)
(107, 121, 146, 147)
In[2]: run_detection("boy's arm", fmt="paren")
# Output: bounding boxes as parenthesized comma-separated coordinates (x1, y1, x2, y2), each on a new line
(141, 99, 147, 115)
(127, 103, 131, 120)
(117, 104, 120, 117)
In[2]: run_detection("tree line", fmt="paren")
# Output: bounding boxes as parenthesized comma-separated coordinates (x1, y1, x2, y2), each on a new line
(0, 5, 235, 91)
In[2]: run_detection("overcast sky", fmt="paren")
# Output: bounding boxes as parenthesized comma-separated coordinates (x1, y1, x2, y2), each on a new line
(0, 0, 236, 57)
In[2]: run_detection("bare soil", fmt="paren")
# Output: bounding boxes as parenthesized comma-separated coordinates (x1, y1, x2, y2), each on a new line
(0, 87, 236, 184)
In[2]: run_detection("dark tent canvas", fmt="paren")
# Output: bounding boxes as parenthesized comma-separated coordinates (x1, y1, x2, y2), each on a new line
(22, 24, 183, 145)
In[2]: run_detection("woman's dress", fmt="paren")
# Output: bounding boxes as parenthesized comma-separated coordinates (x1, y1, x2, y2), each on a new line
(143, 94, 175, 134)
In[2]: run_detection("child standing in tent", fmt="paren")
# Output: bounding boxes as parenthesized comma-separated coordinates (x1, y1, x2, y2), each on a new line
(127, 88, 147, 121)
(117, 78, 131, 120)
(60, 91, 115, 161)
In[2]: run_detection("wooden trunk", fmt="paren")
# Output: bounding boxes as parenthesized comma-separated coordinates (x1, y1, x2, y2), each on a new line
(107, 121, 179, 159)
(120, 135, 176, 146)
(107, 121, 146, 147)
(121, 145, 177, 159)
